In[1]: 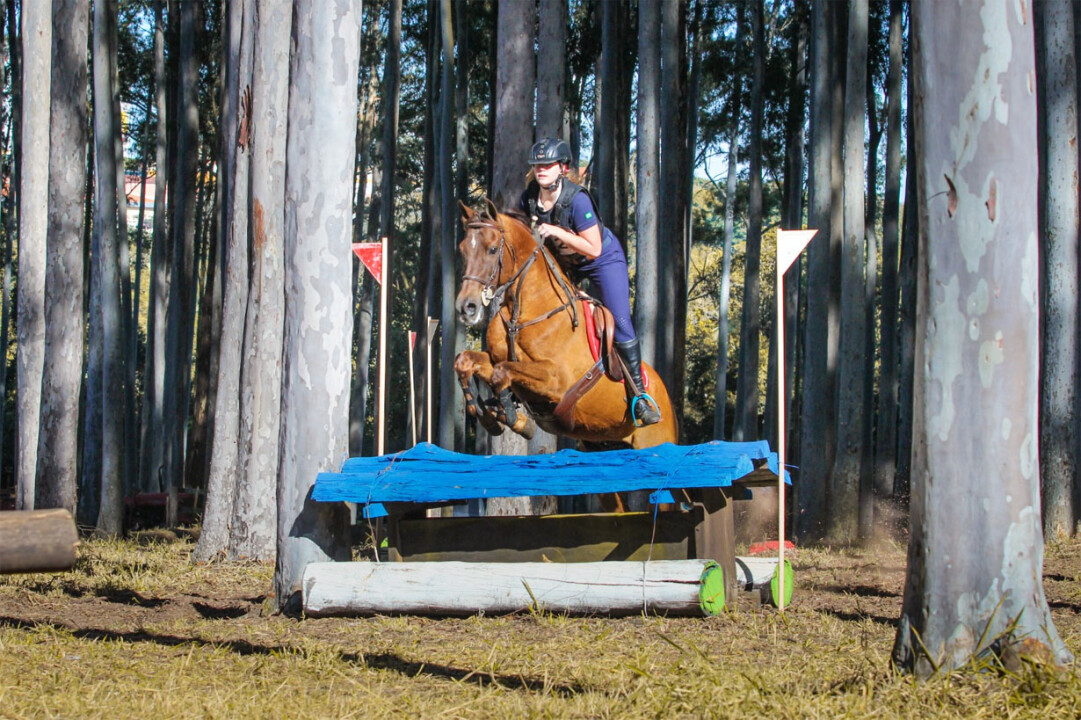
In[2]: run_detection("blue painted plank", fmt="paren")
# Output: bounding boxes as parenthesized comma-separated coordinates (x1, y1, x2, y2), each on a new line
(313, 441, 791, 507)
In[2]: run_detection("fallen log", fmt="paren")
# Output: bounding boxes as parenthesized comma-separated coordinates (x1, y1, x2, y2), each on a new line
(0, 509, 79, 574)
(303, 559, 726, 617)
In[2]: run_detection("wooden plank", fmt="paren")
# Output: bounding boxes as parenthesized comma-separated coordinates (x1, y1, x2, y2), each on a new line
(313, 441, 780, 507)
(0, 509, 79, 574)
(388, 511, 697, 563)
(302, 559, 725, 617)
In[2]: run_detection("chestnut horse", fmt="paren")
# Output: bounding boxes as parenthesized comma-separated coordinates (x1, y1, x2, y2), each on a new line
(453, 201, 678, 450)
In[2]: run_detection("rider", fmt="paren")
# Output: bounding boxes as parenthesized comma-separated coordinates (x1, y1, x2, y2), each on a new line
(519, 137, 661, 426)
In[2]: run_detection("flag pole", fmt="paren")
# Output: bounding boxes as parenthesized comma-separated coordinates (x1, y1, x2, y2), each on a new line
(774, 228, 816, 612)
(407, 331, 417, 447)
(426, 318, 439, 445)
(377, 236, 388, 456)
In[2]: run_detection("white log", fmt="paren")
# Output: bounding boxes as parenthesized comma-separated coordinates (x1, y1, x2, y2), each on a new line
(734, 556, 779, 589)
(303, 560, 723, 617)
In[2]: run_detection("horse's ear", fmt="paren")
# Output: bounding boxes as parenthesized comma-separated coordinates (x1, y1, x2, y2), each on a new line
(459, 200, 475, 223)
(484, 197, 501, 221)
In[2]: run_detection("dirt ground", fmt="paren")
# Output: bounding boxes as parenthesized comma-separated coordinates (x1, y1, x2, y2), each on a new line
(1, 529, 1080, 719)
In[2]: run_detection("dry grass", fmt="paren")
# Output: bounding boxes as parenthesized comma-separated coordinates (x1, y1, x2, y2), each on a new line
(1, 533, 1079, 719)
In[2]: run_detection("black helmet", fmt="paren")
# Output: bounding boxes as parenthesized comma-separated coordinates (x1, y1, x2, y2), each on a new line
(528, 137, 572, 166)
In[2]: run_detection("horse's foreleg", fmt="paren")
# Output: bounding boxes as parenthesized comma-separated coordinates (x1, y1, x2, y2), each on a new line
(489, 359, 569, 439)
(454, 351, 504, 436)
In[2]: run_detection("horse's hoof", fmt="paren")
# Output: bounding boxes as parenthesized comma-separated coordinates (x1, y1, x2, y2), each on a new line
(513, 416, 535, 440)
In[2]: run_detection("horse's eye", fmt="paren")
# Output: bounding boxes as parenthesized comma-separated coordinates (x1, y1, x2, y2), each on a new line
(487, 245, 499, 255)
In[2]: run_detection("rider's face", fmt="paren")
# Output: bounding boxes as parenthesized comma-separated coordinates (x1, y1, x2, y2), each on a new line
(534, 162, 563, 186)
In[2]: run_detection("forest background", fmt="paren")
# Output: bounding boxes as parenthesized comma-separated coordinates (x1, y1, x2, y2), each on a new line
(6, 0, 1081, 577)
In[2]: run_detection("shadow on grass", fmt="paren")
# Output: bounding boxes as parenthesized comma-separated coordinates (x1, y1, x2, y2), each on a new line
(819, 608, 899, 627)
(0, 615, 585, 697)
(818, 584, 900, 599)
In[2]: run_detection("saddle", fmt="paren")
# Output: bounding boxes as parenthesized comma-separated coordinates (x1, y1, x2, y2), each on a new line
(552, 294, 645, 431)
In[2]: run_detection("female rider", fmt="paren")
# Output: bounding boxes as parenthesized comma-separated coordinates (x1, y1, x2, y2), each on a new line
(518, 137, 661, 426)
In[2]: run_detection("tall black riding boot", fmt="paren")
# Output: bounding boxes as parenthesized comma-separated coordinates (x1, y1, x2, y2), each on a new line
(614, 338, 661, 426)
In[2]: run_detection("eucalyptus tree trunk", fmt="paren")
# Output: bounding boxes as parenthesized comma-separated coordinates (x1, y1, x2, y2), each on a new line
(231, 0, 291, 561)
(348, 3, 380, 457)
(16, 0, 51, 510)
(374, 0, 400, 454)
(195, 0, 250, 562)
(486, 0, 540, 515)
(140, 0, 169, 494)
(829, 0, 869, 543)
(874, 0, 904, 502)
(1035, 0, 1080, 540)
(437, 0, 458, 453)
(438, 0, 469, 451)
(658, 0, 687, 421)
(595, 0, 617, 225)
(734, 0, 765, 443)
(895, 53, 918, 499)
(0, 12, 12, 499)
(36, 0, 89, 513)
(524, 0, 565, 462)
(894, 0, 1070, 674)
(797, 0, 836, 540)
(81, 225, 103, 526)
(536, 0, 565, 139)
(635, 0, 660, 370)
(160, 0, 200, 526)
(92, 0, 126, 534)
(274, 0, 359, 610)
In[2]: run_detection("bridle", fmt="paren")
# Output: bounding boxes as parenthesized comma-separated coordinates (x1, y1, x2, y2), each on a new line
(463, 215, 579, 361)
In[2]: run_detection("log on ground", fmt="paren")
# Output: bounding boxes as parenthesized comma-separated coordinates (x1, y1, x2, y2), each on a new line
(0, 509, 79, 574)
(303, 559, 725, 617)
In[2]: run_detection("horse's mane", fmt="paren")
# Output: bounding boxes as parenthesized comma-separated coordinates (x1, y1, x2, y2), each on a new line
(498, 206, 532, 229)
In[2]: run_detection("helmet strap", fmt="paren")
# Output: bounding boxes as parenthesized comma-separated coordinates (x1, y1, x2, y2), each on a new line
(541, 175, 562, 193)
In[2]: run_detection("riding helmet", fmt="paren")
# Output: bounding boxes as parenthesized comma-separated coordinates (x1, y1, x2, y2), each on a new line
(528, 137, 572, 166)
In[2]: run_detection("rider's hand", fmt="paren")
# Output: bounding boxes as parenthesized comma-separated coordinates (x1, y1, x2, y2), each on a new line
(538, 224, 575, 255)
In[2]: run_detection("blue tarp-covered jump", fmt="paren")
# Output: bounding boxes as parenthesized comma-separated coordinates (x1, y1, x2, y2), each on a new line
(313, 441, 790, 518)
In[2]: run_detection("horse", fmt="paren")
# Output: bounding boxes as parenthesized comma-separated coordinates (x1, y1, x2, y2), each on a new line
(453, 200, 678, 451)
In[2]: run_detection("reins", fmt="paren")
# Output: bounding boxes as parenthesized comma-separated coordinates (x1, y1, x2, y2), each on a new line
(465, 215, 579, 362)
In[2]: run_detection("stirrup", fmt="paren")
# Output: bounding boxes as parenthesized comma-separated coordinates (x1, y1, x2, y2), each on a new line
(631, 393, 661, 427)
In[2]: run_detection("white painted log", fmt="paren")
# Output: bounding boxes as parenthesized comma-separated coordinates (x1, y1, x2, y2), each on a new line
(303, 560, 724, 617)
(734, 556, 779, 590)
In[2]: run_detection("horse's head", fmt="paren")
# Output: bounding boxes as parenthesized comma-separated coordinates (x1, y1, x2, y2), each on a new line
(455, 199, 518, 327)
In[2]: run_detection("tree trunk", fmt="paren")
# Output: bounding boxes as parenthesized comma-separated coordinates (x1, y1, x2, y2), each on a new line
(658, 0, 687, 422)
(93, 0, 125, 535)
(274, 0, 359, 610)
(1035, 0, 1081, 540)
(895, 29, 918, 500)
(231, 0, 291, 561)
(635, 0, 660, 370)
(874, 0, 904, 504)
(16, 0, 52, 510)
(139, 0, 169, 494)
(437, 0, 457, 451)
(375, 0, 401, 455)
(36, 0, 89, 514)
(485, 0, 539, 515)
(734, 0, 765, 442)
(161, 0, 201, 526)
(829, 0, 868, 544)
(893, 0, 1071, 675)
(535, 0, 565, 139)
(797, 0, 836, 540)
(195, 0, 250, 563)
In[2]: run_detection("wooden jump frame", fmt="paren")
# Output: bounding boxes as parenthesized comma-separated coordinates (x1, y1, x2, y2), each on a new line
(0, 509, 79, 574)
(304, 441, 793, 616)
